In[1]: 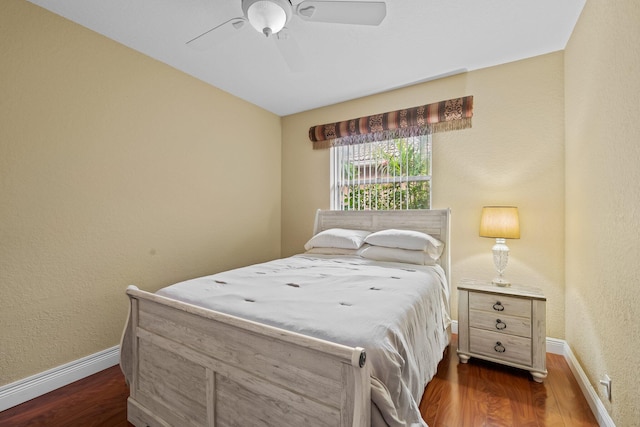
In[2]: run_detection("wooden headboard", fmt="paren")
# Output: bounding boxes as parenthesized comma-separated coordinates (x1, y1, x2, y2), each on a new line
(312, 209, 451, 285)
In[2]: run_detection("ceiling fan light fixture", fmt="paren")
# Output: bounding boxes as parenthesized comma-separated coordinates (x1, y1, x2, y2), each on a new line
(243, 0, 291, 37)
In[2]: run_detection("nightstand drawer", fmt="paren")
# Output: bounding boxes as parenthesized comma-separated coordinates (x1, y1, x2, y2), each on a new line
(469, 310, 532, 338)
(469, 292, 531, 318)
(470, 328, 532, 366)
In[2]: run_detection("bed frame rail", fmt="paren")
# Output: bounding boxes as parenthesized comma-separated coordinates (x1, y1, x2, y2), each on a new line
(121, 286, 371, 427)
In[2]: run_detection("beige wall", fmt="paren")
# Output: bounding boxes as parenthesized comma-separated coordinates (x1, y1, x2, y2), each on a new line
(282, 53, 566, 339)
(0, 0, 281, 385)
(565, 1, 640, 425)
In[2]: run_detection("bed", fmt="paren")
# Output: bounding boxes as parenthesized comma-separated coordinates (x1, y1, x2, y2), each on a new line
(120, 208, 451, 427)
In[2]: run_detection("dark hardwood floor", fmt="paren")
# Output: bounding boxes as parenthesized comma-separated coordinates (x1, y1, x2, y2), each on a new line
(0, 365, 132, 427)
(1, 335, 598, 426)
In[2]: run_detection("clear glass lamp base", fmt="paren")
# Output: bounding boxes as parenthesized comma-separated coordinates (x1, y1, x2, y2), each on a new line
(492, 238, 511, 287)
(492, 276, 511, 287)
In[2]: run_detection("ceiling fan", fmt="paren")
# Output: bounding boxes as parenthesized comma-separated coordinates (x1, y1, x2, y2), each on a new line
(187, 0, 387, 71)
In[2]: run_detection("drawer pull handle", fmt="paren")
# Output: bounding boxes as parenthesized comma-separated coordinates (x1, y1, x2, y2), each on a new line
(495, 319, 507, 330)
(493, 301, 505, 311)
(494, 342, 506, 353)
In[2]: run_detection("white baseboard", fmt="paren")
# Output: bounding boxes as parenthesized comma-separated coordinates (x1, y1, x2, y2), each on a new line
(0, 346, 120, 412)
(450, 320, 614, 426)
(545, 336, 566, 355)
(562, 343, 616, 427)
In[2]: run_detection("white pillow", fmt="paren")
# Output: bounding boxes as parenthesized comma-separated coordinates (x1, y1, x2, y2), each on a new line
(364, 229, 444, 260)
(359, 246, 437, 265)
(304, 228, 371, 251)
(304, 247, 361, 256)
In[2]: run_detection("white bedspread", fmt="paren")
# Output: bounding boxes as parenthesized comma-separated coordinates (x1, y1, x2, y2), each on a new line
(156, 254, 450, 427)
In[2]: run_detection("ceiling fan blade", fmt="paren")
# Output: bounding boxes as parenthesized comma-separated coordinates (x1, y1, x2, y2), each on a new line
(296, 1, 386, 25)
(187, 18, 246, 51)
(275, 28, 306, 72)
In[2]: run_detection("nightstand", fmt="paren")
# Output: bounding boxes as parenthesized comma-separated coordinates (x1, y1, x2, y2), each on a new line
(457, 279, 548, 382)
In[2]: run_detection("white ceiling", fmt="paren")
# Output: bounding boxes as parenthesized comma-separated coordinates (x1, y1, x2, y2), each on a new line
(27, 0, 585, 116)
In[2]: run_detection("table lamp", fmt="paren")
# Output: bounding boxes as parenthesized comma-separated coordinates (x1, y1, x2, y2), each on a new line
(479, 206, 520, 286)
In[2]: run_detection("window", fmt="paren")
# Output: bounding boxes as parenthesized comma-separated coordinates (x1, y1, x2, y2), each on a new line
(311, 97, 472, 210)
(330, 134, 432, 210)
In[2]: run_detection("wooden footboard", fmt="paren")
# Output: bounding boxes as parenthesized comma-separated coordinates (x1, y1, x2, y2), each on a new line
(120, 286, 371, 427)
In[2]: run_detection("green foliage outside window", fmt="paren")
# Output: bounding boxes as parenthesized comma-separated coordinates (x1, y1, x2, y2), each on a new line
(341, 139, 430, 210)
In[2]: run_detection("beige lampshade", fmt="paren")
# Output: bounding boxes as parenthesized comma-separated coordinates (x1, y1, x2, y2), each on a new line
(479, 206, 520, 239)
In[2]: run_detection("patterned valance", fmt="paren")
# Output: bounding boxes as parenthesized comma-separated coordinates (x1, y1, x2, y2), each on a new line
(309, 96, 473, 149)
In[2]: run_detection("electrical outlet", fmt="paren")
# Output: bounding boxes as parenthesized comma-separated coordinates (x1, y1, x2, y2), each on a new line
(599, 374, 612, 401)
